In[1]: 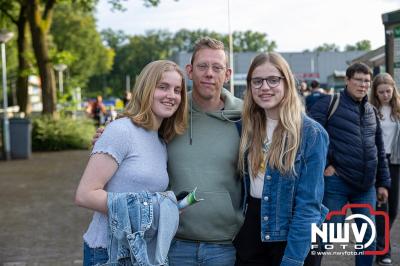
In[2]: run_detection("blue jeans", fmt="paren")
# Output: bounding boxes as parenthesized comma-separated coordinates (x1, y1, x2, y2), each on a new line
(323, 174, 376, 266)
(83, 242, 108, 266)
(168, 239, 236, 266)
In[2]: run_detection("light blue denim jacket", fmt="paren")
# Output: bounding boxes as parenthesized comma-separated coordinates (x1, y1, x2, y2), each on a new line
(105, 191, 179, 266)
(242, 115, 329, 266)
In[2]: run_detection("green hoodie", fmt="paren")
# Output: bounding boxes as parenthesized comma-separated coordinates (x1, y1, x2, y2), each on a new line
(167, 88, 244, 243)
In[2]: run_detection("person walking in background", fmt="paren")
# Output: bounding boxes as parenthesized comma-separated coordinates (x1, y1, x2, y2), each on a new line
(75, 60, 188, 265)
(86, 95, 107, 126)
(298, 80, 310, 97)
(123, 91, 132, 107)
(105, 105, 118, 123)
(234, 52, 329, 266)
(370, 73, 400, 266)
(305, 79, 325, 112)
(309, 62, 391, 266)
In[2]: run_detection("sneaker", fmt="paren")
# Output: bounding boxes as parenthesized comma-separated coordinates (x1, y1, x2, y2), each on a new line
(377, 257, 392, 266)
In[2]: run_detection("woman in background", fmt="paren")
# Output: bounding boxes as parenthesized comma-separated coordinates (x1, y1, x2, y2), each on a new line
(370, 73, 400, 266)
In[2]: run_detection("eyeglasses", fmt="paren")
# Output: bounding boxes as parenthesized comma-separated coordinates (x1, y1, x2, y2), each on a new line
(195, 63, 226, 73)
(250, 76, 285, 89)
(352, 77, 371, 86)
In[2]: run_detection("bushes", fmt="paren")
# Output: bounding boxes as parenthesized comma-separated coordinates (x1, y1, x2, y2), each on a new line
(32, 115, 96, 151)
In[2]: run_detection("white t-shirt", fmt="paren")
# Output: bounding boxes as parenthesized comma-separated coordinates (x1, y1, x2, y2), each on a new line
(249, 117, 278, 199)
(380, 105, 397, 154)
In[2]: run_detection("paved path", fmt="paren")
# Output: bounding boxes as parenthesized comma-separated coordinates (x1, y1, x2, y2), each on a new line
(0, 150, 91, 265)
(0, 150, 398, 265)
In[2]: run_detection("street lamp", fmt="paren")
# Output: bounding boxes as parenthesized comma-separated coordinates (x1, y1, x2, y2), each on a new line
(53, 63, 67, 95)
(0, 29, 14, 160)
(227, 0, 234, 95)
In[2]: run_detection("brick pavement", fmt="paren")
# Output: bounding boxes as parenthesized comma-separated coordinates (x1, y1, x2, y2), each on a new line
(0, 150, 398, 265)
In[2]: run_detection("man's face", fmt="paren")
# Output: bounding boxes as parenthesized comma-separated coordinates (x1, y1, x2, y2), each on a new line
(186, 48, 231, 102)
(345, 72, 371, 101)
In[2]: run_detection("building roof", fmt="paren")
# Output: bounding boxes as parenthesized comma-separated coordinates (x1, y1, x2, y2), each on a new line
(350, 46, 385, 67)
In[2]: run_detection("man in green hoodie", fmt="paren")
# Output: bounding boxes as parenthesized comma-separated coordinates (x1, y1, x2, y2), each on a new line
(167, 37, 244, 265)
(92, 37, 243, 265)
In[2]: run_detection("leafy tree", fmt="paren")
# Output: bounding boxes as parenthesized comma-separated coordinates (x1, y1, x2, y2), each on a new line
(313, 43, 340, 52)
(231, 31, 276, 52)
(345, 40, 371, 51)
(170, 29, 276, 53)
(51, 4, 114, 93)
(89, 29, 277, 97)
(0, 0, 32, 114)
(171, 29, 223, 52)
(26, 0, 60, 116)
(88, 29, 173, 97)
(101, 28, 128, 50)
(23, 0, 170, 116)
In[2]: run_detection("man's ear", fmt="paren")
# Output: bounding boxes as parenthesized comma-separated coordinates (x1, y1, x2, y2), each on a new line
(224, 68, 232, 83)
(345, 77, 350, 87)
(186, 64, 193, 80)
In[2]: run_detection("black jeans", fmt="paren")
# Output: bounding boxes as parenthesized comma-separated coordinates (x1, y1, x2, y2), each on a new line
(234, 196, 286, 266)
(376, 158, 400, 257)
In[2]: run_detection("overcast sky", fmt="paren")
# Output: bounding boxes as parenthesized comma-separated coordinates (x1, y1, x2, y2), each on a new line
(95, 0, 399, 52)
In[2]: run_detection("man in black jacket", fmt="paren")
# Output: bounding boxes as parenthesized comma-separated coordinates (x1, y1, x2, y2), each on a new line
(309, 62, 390, 266)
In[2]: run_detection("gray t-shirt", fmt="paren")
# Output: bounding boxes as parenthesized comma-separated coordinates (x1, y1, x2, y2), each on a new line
(83, 117, 169, 248)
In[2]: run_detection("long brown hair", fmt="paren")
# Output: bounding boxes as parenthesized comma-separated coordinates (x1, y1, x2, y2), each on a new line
(122, 60, 188, 142)
(238, 52, 304, 176)
(370, 73, 400, 121)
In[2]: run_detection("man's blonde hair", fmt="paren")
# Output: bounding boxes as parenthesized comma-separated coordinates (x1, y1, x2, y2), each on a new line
(191, 37, 229, 66)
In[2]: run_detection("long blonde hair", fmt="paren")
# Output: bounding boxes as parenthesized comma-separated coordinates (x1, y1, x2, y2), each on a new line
(238, 52, 304, 176)
(370, 73, 400, 121)
(122, 60, 188, 142)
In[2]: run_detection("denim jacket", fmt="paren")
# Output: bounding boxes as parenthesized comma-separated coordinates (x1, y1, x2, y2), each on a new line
(242, 115, 329, 266)
(106, 191, 179, 266)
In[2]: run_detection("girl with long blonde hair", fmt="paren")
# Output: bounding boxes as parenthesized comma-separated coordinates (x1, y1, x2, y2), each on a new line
(370, 73, 400, 266)
(75, 60, 187, 265)
(234, 53, 329, 265)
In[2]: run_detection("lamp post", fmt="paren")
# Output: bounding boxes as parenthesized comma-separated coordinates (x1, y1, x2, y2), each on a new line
(53, 64, 67, 95)
(227, 0, 234, 95)
(0, 29, 14, 160)
(126, 75, 131, 93)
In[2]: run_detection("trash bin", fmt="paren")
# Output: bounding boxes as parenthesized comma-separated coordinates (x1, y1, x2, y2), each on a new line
(10, 118, 32, 159)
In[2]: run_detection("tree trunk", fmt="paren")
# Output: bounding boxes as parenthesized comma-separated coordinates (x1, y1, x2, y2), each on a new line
(27, 0, 57, 116)
(16, 5, 30, 115)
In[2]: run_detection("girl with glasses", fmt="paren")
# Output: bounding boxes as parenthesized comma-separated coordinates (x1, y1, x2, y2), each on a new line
(234, 52, 329, 265)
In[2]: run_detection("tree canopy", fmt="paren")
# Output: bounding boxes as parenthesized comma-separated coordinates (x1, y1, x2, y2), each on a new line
(87, 28, 277, 97)
(51, 3, 114, 90)
(345, 40, 371, 51)
(305, 40, 372, 52)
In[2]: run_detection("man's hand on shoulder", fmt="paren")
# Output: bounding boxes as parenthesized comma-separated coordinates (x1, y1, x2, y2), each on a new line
(92, 127, 105, 146)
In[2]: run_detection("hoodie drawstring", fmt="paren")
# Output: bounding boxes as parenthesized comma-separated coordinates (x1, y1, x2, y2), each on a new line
(189, 98, 193, 145)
